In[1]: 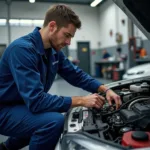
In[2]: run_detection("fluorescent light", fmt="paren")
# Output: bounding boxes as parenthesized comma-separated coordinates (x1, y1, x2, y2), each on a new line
(33, 20, 44, 26)
(20, 19, 33, 26)
(90, 0, 103, 7)
(0, 18, 43, 27)
(29, 0, 35, 3)
(9, 19, 19, 25)
(0, 19, 7, 26)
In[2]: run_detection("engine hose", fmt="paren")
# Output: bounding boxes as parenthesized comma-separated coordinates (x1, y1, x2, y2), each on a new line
(125, 115, 147, 125)
(128, 97, 150, 110)
(102, 96, 149, 116)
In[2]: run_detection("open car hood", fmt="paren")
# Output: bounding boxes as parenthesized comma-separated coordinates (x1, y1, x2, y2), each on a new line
(58, 76, 150, 150)
(55, 2, 150, 150)
(113, 0, 150, 40)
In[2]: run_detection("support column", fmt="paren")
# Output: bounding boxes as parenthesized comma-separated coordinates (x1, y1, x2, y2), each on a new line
(6, 0, 11, 45)
(128, 18, 136, 68)
(128, 18, 134, 37)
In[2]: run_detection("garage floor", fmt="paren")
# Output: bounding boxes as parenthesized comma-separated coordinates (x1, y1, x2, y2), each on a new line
(50, 78, 113, 96)
(0, 78, 113, 150)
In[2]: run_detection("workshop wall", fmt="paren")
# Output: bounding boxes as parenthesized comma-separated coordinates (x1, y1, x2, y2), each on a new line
(98, 0, 128, 48)
(0, 1, 100, 49)
(134, 24, 147, 40)
(0, 1, 7, 17)
(0, 1, 8, 44)
(0, 27, 8, 44)
(0, 0, 149, 77)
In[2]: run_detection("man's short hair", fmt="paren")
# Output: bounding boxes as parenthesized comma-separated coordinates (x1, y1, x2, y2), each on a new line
(43, 4, 81, 29)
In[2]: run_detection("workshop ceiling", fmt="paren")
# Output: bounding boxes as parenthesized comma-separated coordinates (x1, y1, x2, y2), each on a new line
(0, 0, 99, 5)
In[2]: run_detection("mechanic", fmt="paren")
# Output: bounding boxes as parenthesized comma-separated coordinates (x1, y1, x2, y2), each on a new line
(102, 49, 111, 60)
(0, 4, 121, 150)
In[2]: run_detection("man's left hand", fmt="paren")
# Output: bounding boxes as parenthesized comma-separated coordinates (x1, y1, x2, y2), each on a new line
(106, 89, 122, 109)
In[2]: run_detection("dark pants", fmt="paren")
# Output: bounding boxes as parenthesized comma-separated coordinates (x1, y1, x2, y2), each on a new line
(0, 105, 64, 150)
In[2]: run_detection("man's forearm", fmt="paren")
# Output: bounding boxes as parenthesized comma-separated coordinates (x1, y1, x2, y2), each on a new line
(71, 85, 110, 108)
(71, 93, 106, 109)
(98, 85, 110, 93)
(71, 96, 84, 107)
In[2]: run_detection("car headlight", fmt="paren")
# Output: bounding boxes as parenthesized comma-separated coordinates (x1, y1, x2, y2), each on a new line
(61, 133, 123, 150)
(137, 71, 144, 74)
(127, 72, 135, 75)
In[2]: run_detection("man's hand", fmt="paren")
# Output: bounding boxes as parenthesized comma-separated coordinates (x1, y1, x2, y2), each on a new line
(71, 93, 105, 109)
(106, 89, 122, 109)
(82, 93, 105, 109)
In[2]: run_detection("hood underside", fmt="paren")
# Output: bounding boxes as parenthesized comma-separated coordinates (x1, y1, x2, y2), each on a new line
(113, 0, 150, 40)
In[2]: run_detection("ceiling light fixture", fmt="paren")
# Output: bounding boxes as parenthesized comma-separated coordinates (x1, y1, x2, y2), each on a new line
(29, 0, 35, 3)
(90, 0, 103, 7)
(20, 19, 33, 26)
(0, 19, 7, 25)
(33, 20, 44, 26)
(9, 19, 20, 25)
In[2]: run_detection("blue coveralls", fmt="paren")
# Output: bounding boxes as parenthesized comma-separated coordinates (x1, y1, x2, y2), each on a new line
(0, 27, 102, 150)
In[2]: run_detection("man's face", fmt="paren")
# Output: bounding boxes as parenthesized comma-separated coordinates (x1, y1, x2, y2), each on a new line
(48, 22, 76, 51)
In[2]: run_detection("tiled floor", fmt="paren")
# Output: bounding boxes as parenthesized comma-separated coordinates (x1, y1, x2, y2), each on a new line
(0, 78, 113, 150)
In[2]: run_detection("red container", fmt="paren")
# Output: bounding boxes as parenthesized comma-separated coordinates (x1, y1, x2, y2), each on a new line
(122, 131, 150, 148)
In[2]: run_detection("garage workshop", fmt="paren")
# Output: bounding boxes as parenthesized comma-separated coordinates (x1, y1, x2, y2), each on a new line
(0, 0, 150, 150)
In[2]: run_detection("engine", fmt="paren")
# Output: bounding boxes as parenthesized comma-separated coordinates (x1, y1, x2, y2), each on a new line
(67, 81, 150, 149)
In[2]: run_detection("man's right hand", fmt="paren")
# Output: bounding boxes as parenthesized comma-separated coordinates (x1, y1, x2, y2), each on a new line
(71, 93, 105, 109)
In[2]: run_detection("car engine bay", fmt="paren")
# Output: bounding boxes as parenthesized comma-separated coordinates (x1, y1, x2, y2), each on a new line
(65, 80, 150, 149)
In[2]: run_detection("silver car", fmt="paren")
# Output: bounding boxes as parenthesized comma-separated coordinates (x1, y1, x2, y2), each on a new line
(123, 63, 150, 80)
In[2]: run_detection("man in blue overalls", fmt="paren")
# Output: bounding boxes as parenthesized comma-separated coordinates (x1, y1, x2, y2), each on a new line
(0, 4, 121, 150)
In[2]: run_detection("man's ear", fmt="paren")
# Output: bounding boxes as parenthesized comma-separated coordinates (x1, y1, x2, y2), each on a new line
(48, 21, 57, 32)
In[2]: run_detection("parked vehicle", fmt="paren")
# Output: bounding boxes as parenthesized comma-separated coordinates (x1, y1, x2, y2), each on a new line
(123, 63, 150, 80)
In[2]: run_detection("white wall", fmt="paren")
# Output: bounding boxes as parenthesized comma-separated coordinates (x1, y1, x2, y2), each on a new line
(0, 1, 8, 44)
(0, 27, 8, 44)
(0, 0, 148, 50)
(0, 1, 100, 49)
(70, 6, 100, 49)
(134, 24, 147, 40)
(116, 5, 128, 44)
(98, 0, 128, 48)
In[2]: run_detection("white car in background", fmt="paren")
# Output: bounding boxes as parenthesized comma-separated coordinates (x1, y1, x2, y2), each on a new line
(123, 63, 150, 80)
